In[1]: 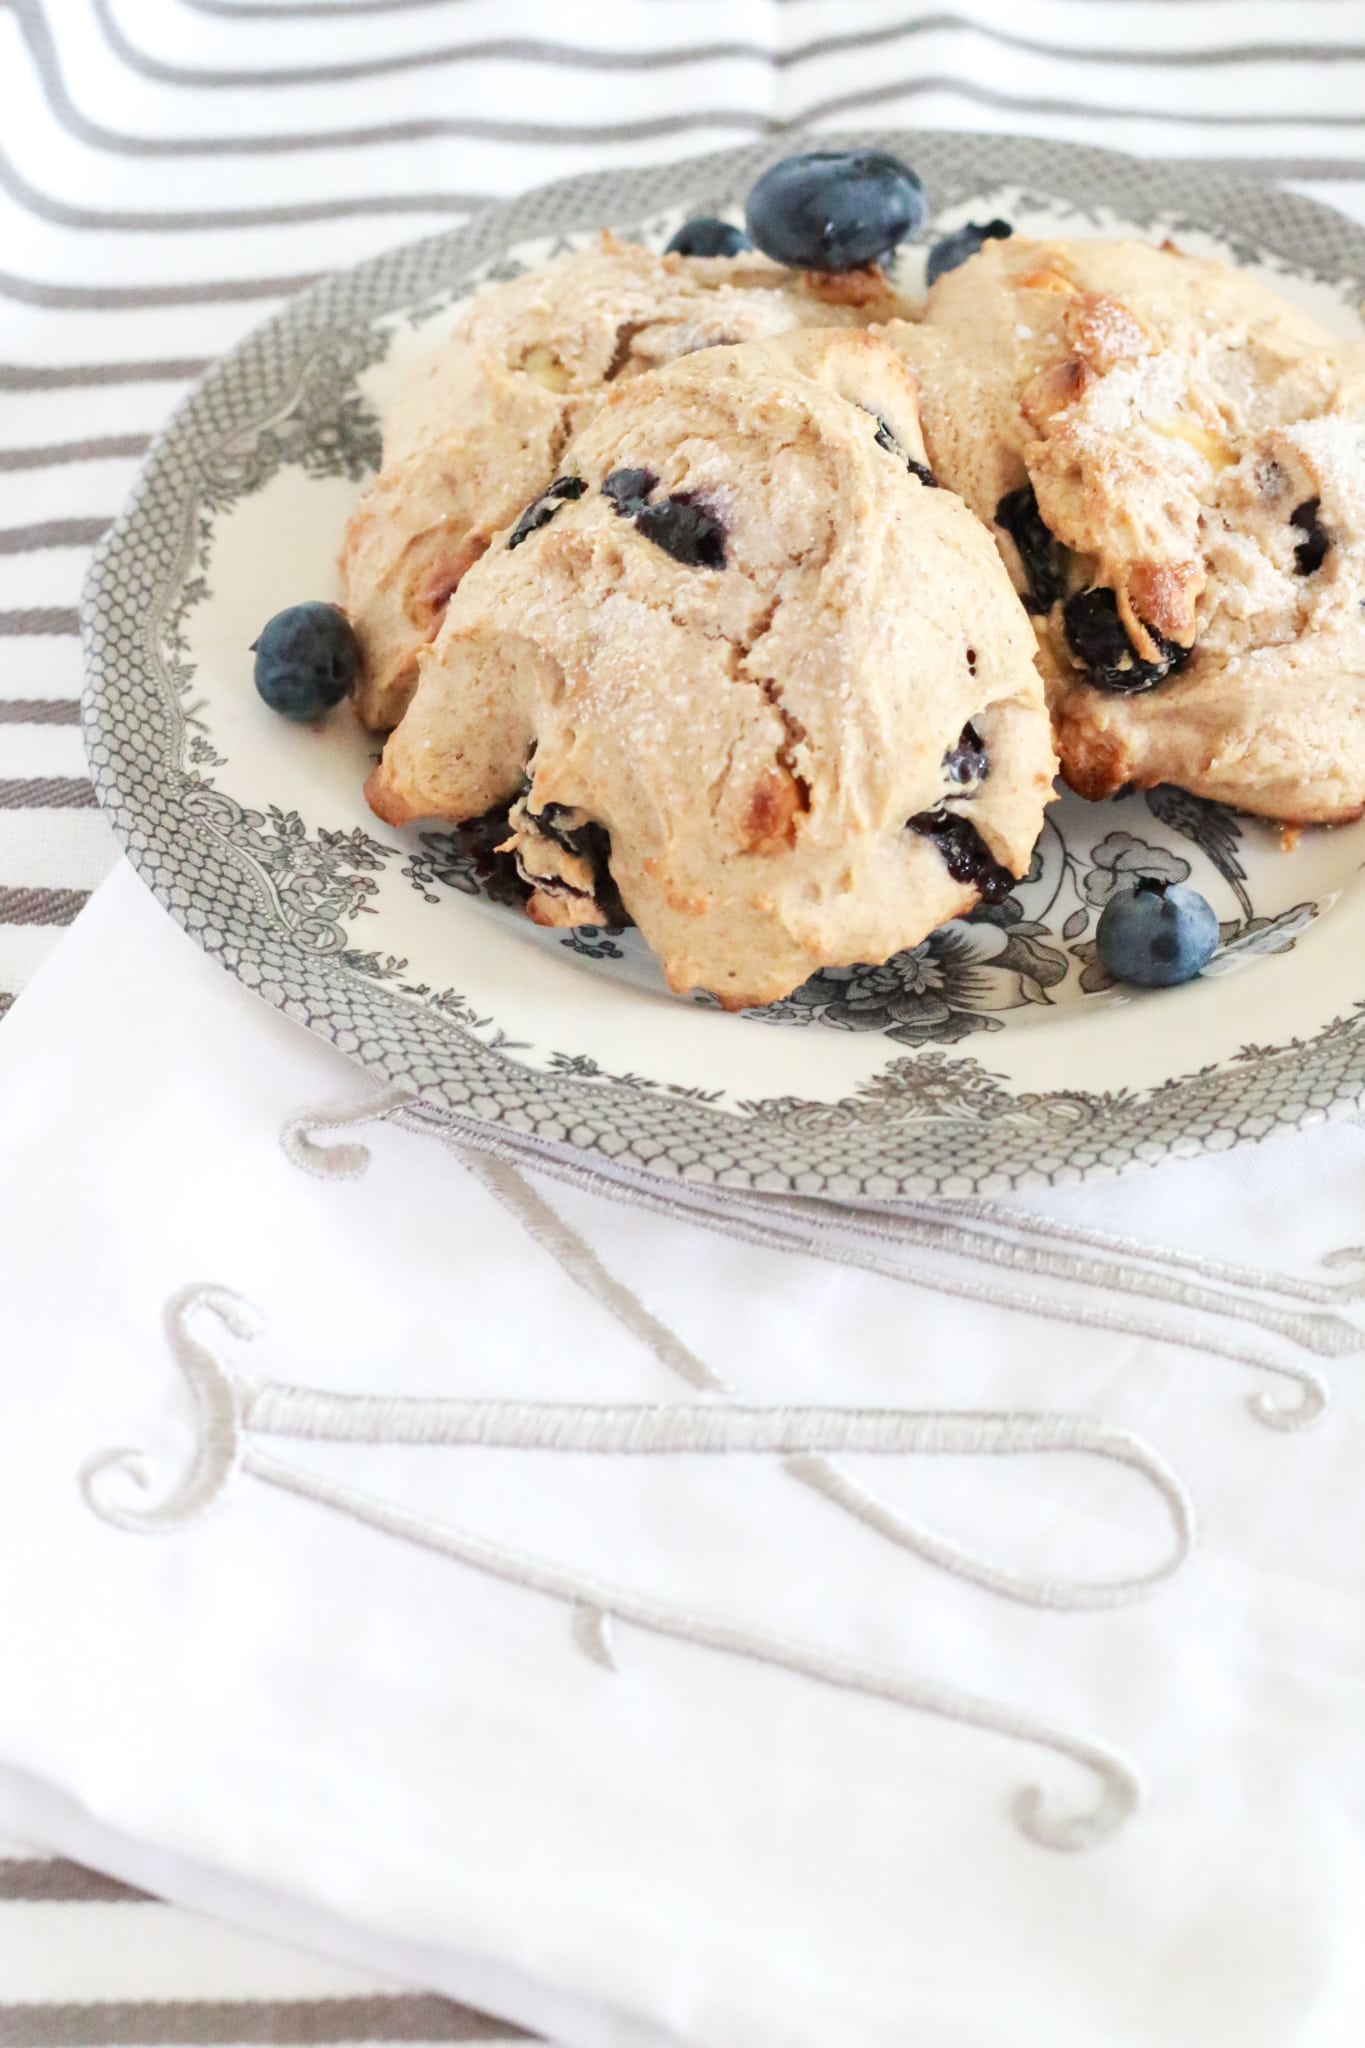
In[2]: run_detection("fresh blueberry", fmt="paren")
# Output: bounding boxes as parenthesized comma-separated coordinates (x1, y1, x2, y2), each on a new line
(635, 494, 726, 569)
(745, 149, 927, 273)
(908, 808, 1014, 904)
(251, 601, 359, 722)
(925, 218, 1013, 288)
(1291, 496, 1330, 576)
(1096, 878, 1219, 988)
(666, 216, 753, 258)
(1064, 586, 1188, 693)
(994, 487, 1064, 615)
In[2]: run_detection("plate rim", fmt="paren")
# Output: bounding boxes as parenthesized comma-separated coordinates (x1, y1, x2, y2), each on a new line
(80, 127, 1365, 1203)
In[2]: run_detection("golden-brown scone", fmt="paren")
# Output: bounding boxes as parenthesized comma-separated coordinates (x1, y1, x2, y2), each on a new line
(365, 328, 1056, 1009)
(890, 236, 1365, 822)
(341, 234, 900, 731)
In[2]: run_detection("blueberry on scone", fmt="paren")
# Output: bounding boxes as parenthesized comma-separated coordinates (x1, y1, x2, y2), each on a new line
(364, 327, 1055, 1009)
(1290, 496, 1330, 576)
(993, 485, 1064, 615)
(601, 467, 658, 517)
(867, 411, 938, 486)
(1062, 586, 1187, 694)
(505, 476, 586, 549)
(925, 218, 1013, 287)
(634, 495, 727, 569)
(665, 217, 753, 258)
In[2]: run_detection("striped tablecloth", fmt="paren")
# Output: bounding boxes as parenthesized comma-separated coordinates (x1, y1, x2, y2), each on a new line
(6, 1, 1365, 2039)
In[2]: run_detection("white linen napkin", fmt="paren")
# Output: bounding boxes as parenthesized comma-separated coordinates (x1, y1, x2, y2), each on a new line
(4, 860, 1365, 2048)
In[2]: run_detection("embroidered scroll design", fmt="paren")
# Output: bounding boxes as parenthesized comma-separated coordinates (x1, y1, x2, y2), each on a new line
(280, 1086, 412, 1182)
(82, 1286, 1168, 1851)
(285, 1098, 1196, 1610)
(571, 1603, 617, 1672)
(460, 1148, 1192, 1611)
(290, 1087, 1359, 1433)
(80, 1285, 259, 1530)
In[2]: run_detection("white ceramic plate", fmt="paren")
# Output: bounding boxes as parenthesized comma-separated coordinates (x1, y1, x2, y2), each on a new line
(82, 132, 1365, 1201)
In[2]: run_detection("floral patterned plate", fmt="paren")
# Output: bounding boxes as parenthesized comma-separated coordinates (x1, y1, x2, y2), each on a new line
(81, 133, 1365, 1201)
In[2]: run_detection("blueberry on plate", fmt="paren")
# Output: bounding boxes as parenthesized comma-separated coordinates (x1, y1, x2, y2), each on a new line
(666, 216, 753, 258)
(925, 218, 1013, 287)
(251, 601, 360, 722)
(745, 149, 927, 273)
(1096, 878, 1219, 988)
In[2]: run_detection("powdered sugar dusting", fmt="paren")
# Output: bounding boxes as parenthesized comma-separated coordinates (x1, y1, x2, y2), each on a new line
(1281, 413, 1365, 508)
(1076, 350, 1188, 435)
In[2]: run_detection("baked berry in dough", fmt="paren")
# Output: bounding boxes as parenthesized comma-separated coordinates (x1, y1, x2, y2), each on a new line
(365, 327, 1055, 1009)
(340, 234, 898, 731)
(896, 235, 1365, 822)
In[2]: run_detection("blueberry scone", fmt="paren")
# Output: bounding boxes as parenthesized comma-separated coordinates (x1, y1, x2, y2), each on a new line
(341, 234, 898, 731)
(895, 236, 1365, 822)
(364, 328, 1056, 1009)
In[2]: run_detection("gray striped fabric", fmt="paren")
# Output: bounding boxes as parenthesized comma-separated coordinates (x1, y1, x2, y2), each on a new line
(3, 0, 1365, 2038)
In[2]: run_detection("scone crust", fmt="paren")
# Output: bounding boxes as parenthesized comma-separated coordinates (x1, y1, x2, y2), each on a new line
(892, 236, 1365, 822)
(342, 234, 900, 731)
(367, 327, 1055, 1008)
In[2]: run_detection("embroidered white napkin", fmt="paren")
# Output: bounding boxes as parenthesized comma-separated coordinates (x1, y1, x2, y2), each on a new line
(4, 861, 1365, 2048)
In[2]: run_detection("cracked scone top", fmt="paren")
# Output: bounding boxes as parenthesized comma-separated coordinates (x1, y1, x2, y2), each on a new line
(895, 236, 1365, 822)
(340, 234, 899, 732)
(365, 327, 1056, 1009)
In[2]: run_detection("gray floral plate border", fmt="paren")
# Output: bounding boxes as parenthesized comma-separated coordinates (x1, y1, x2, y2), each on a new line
(81, 132, 1365, 1202)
